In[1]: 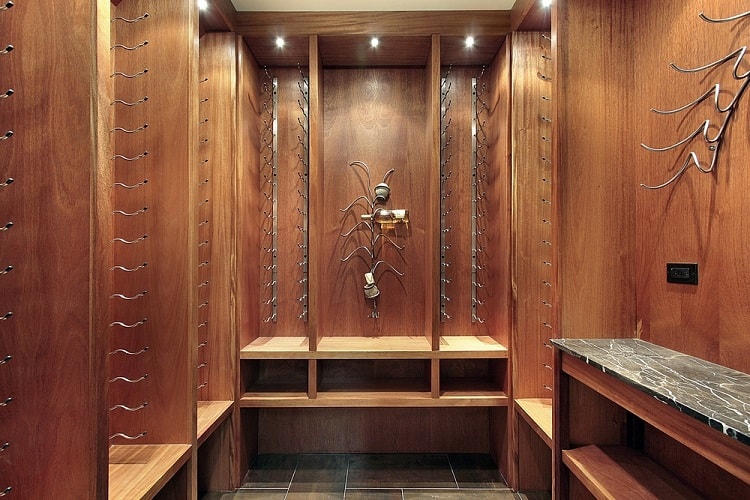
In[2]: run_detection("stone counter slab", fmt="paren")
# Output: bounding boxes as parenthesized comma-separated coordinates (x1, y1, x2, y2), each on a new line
(551, 338, 750, 446)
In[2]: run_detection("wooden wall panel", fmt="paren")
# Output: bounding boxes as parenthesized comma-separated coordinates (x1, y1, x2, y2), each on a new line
(512, 32, 556, 400)
(320, 68, 428, 337)
(235, 36, 262, 480)
(236, 39, 262, 349)
(257, 407, 491, 453)
(438, 67, 486, 335)
(556, 0, 637, 341)
(485, 41, 514, 352)
(256, 67, 310, 338)
(559, 0, 749, 374)
(436, 57, 511, 347)
(633, 0, 750, 373)
(0, 1, 110, 498)
(197, 32, 237, 402)
(109, 0, 197, 446)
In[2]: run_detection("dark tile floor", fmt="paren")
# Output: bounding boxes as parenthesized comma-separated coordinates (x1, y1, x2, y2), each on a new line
(202, 453, 551, 499)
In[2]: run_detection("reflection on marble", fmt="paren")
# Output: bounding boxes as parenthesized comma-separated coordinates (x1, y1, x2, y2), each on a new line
(551, 338, 750, 446)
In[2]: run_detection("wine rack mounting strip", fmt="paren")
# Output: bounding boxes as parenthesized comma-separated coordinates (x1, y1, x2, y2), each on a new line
(108, 9, 152, 443)
(261, 70, 278, 323)
(440, 67, 453, 322)
(540, 33, 555, 392)
(0, 5, 12, 492)
(297, 66, 309, 321)
(471, 73, 490, 325)
(197, 74, 210, 391)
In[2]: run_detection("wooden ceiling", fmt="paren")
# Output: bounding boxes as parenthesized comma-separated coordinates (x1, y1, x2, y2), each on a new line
(199, 0, 550, 67)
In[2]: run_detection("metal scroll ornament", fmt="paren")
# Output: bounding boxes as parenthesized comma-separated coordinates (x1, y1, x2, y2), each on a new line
(340, 161, 408, 318)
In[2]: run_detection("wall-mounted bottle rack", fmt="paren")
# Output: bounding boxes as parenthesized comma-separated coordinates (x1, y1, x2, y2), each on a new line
(440, 66, 453, 322)
(260, 69, 278, 324)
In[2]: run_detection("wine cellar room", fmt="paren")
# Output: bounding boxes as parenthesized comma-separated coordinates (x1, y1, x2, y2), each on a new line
(2, 0, 749, 499)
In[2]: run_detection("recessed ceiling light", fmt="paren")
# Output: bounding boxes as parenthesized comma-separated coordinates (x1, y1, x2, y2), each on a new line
(465, 36, 475, 48)
(197, 0, 208, 10)
(275, 37, 285, 48)
(371, 37, 379, 48)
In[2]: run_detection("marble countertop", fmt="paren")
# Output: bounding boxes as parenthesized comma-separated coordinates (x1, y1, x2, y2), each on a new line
(551, 338, 750, 446)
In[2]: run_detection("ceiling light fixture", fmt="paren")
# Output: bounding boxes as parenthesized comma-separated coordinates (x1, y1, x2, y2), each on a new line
(197, 0, 208, 10)
(275, 37, 285, 48)
(465, 36, 475, 48)
(370, 37, 379, 48)
(541, 0, 552, 7)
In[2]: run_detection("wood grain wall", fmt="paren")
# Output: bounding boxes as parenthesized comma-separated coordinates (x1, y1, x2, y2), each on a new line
(0, 1, 110, 497)
(634, 0, 750, 373)
(558, 0, 749, 373)
(512, 31, 556, 400)
(556, 0, 637, 345)
(321, 67, 429, 337)
(109, 0, 197, 447)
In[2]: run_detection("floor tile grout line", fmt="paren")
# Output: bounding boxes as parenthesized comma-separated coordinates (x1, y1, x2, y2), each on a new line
(446, 452, 460, 489)
(282, 454, 300, 500)
(343, 453, 350, 499)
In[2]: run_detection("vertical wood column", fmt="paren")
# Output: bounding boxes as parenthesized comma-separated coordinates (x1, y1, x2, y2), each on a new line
(197, 31, 237, 408)
(235, 34, 262, 480)
(307, 35, 323, 351)
(0, 1, 111, 498)
(511, 31, 556, 403)
(426, 34, 442, 351)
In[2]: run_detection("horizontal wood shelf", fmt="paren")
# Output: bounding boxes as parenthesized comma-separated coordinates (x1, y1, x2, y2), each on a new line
(241, 337, 311, 358)
(515, 398, 552, 447)
(562, 445, 702, 500)
(197, 400, 233, 447)
(241, 335, 508, 359)
(108, 444, 192, 500)
(438, 336, 509, 357)
(240, 391, 508, 408)
(316, 336, 432, 357)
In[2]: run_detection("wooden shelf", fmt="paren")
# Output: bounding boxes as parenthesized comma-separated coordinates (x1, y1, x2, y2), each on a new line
(562, 445, 702, 499)
(197, 400, 233, 447)
(515, 398, 552, 447)
(439, 391, 510, 406)
(239, 392, 311, 407)
(240, 390, 508, 408)
(438, 336, 508, 358)
(108, 444, 192, 500)
(316, 336, 433, 358)
(241, 337, 310, 358)
(242, 335, 508, 359)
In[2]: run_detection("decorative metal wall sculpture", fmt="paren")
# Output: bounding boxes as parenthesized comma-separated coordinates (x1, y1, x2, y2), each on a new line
(641, 9, 750, 189)
(340, 161, 408, 318)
